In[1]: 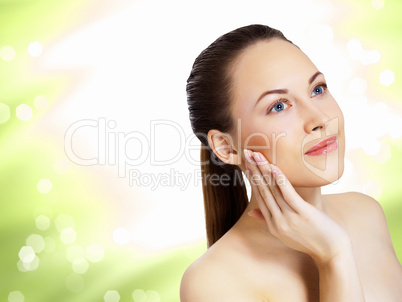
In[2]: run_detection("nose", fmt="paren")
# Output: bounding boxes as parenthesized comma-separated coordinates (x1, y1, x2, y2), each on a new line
(302, 104, 330, 134)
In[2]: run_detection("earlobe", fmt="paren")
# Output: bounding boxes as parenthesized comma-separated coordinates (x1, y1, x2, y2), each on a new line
(207, 129, 240, 165)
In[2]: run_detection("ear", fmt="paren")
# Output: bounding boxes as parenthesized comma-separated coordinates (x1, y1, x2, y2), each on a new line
(207, 129, 241, 165)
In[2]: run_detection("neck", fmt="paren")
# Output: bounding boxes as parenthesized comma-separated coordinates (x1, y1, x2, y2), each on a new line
(233, 185, 325, 249)
(247, 185, 323, 213)
(294, 186, 323, 210)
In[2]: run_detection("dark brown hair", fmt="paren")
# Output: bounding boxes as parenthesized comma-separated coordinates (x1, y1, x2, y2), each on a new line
(186, 24, 293, 247)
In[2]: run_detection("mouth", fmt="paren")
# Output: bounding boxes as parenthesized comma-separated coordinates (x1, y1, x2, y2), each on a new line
(304, 136, 338, 156)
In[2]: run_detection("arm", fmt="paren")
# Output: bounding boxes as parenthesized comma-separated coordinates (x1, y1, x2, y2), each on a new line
(348, 192, 402, 298)
(245, 150, 365, 301)
(370, 197, 402, 296)
(317, 243, 365, 302)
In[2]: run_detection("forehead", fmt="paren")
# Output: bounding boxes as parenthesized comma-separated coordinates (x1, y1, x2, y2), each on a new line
(230, 39, 318, 102)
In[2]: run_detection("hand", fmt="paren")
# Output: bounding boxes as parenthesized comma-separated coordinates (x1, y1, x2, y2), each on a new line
(243, 149, 351, 266)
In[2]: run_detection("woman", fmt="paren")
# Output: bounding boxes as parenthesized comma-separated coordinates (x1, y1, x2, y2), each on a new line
(180, 24, 402, 301)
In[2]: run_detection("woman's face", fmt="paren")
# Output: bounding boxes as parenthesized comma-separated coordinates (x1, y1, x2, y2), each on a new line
(230, 39, 345, 187)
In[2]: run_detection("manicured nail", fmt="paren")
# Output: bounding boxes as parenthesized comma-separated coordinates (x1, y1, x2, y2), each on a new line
(247, 150, 253, 162)
(244, 149, 253, 163)
(252, 152, 262, 162)
(271, 165, 278, 177)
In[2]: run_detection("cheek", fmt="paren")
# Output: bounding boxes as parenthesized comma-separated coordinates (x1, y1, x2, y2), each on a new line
(242, 132, 270, 151)
(328, 98, 345, 125)
(246, 132, 300, 167)
(241, 125, 280, 162)
(270, 132, 301, 165)
(242, 130, 271, 155)
(328, 101, 346, 143)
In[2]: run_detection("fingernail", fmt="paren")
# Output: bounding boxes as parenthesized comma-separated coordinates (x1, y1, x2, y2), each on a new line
(244, 149, 253, 163)
(247, 150, 253, 162)
(247, 210, 254, 217)
(271, 165, 278, 177)
(252, 152, 261, 162)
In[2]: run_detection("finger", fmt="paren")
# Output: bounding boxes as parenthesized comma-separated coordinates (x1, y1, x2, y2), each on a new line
(250, 152, 273, 187)
(247, 199, 278, 237)
(248, 151, 273, 191)
(244, 150, 281, 217)
(244, 168, 280, 237)
(244, 158, 276, 220)
(244, 167, 275, 219)
(271, 164, 303, 213)
(269, 177, 294, 213)
(252, 152, 294, 213)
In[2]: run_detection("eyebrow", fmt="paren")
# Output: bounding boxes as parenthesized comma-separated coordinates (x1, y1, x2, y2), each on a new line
(255, 71, 324, 107)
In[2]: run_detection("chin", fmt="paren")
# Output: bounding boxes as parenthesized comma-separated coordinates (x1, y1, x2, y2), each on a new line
(284, 162, 343, 188)
(292, 153, 345, 187)
(311, 158, 344, 186)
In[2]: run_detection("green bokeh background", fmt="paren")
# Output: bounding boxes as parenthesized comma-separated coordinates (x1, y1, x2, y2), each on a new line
(1, 0, 401, 301)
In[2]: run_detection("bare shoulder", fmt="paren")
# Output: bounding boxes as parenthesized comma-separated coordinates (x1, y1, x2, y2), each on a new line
(324, 191, 381, 207)
(325, 192, 402, 301)
(323, 191, 400, 259)
(179, 226, 313, 302)
(180, 246, 263, 302)
(323, 191, 393, 240)
(324, 191, 386, 226)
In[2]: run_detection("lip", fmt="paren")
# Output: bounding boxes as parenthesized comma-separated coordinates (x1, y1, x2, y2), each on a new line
(304, 136, 338, 156)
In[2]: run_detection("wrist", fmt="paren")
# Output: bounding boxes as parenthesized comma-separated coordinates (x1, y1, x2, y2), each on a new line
(316, 242, 355, 271)
(315, 242, 365, 302)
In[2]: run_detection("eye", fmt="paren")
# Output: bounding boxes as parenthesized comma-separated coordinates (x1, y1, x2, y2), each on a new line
(267, 99, 290, 114)
(311, 83, 327, 97)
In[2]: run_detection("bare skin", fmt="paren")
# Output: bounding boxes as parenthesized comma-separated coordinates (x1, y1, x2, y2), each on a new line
(180, 39, 402, 301)
(181, 191, 402, 301)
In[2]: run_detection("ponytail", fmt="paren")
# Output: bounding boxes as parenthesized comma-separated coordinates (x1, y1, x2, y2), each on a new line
(200, 143, 248, 248)
(186, 24, 293, 248)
